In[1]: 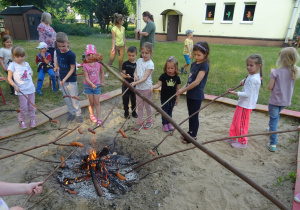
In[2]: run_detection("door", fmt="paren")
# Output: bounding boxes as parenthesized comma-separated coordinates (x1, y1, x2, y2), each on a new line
(27, 14, 41, 40)
(167, 15, 178, 41)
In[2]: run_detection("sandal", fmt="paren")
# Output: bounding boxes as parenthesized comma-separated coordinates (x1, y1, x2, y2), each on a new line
(96, 119, 102, 126)
(181, 132, 197, 144)
(90, 115, 97, 123)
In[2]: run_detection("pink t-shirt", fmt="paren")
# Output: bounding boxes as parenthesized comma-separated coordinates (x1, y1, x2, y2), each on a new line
(83, 62, 102, 85)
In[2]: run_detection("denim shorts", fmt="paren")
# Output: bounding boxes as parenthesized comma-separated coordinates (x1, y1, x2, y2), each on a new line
(83, 84, 101, 95)
(184, 54, 191, 65)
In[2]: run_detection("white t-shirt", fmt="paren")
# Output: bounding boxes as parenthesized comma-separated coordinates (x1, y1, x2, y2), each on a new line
(0, 198, 9, 210)
(237, 73, 261, 109)
(135, 58, 154, 90)
(8, 61, 35, 95)
(0, 47, 12, 69)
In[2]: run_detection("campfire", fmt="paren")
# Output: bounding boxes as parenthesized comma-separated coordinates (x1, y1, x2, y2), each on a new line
(57, 146, 139, 199)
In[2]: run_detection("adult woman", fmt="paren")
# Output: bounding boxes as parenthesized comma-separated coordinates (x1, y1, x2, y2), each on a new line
(135, 11, 156, 55)
(37, 12, 56, 62)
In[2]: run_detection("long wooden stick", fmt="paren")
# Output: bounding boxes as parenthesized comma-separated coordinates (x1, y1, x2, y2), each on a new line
(22, 147, 78, 208)
(0, 126, 79, 160)
(100, 61, 288, 210)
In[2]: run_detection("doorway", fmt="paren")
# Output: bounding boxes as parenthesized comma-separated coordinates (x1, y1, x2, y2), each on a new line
(27, 14, 41, 40)
(167, 15, 178, 41)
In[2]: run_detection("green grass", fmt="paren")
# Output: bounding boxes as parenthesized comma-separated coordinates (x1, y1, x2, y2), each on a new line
(1, 34, 300, 114)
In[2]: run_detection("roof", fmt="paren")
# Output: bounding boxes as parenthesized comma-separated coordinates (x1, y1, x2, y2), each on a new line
(0, 5, 42, 15)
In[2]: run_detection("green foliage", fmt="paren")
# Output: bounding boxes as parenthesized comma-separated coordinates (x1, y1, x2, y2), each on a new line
(289, 171, 296, 183)
(126, 31, 135, 38)
(52, 20, 98, 36)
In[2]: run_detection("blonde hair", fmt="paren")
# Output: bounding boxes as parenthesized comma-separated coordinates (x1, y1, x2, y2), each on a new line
(247, 54, 263, 85)
(56, 32, 68, 43)
(163, 56, 179, 75)
(11, 46, 26, 58)
(113, 13, 123, 25)
(276, 47, 299, 79)
(41, 12, 52, 25)
(141, 42, 153, 53)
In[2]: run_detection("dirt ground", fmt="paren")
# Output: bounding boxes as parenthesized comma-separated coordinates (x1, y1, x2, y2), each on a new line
(0, 95, 299, 210)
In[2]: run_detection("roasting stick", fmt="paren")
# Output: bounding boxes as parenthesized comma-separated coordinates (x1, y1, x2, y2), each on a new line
(22, 147, 78, 208)
(0, 108, 20, 112)
(99, 62, 288, 210)
(149, 83, 243, 155)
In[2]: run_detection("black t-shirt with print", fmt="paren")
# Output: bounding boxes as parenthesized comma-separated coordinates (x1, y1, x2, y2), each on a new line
(122, 60, 136, 84)
(159, 73, 181, 102)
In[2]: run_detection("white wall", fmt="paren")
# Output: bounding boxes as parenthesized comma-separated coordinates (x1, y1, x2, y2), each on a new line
(137, 0, 299, 40)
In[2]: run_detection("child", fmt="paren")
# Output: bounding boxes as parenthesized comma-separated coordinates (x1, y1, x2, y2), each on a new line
(106, 13, 127, 77)
(122, 46, 138, 119)
(267, 47, 300, 152)
(225, 54, 263, 148)
(0, 181, 43, 210)
(177, 42, 210, 143)
(150, 56, 181, 132)
(54, 32, 83, 123)
(180, 30, 194, 74)
(82, 44, 105, 126)
(131, 42, 154, 131)
(7, 46, 36, 129)
(0, 35, 14, 95)
(36, 42, 56, 95)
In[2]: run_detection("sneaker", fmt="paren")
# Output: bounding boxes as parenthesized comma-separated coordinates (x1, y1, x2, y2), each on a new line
(295, 193, 300, 203)
(224, 139, 236, 143)
(90, 115, 97, 123)
(132, 111, 138, 118)
(168, 123, 174, 131)
(96, 119, 102, 127)
(163, 124, 169, 132)
(267, 142, 276, 152)
(184, 70, 187, 74)
(67, 113, 76, 122)
(231, 142, 247, 148)
(30, 120, 36, 128)
(144, 119, 153, 130)
(134, 123, 144, 131)
(19, 121, 27, 129)
(37, 91, 43, 96)
(76, 115, 84, 124)
(124, 112, 130, 119)
(180, 67, 184, 74)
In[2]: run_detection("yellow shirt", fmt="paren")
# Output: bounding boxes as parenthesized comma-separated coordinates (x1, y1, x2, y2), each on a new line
(183, 38, 193, 55)
(112, 25, 125, 46)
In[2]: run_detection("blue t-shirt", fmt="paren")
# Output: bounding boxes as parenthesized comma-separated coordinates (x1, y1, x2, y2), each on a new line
(56, 49, 76, 82)
(186, 61, 209, 100)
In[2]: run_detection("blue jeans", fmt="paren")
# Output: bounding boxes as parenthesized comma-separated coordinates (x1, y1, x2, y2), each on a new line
(268, 104, 285, 145)
(37, 69, 56, 92)
(161, 99, 175, 125)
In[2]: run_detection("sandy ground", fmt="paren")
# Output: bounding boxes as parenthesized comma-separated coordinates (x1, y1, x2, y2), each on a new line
(0, 94, 299, 210)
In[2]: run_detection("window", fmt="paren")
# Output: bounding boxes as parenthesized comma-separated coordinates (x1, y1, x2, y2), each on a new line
(204, 4, 216, 23)
(243, 3, 256, 22)
(223, 3, 235, 21)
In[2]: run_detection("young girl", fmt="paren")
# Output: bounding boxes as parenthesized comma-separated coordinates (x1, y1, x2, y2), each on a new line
(0, 35, 14, 95)
(131, 42, 154, 131)
(177, 42, 210, 143)
(150, 56, 181, 132)
(106, 13, 127, 77)
(225, 54, 263, 148)
(82, 44, 105, 126)
(267, 47, 300, 152)
(7, 46, 36, 129)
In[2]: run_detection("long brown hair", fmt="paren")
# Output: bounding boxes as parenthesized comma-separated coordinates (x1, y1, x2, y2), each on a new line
(247, 54, 263, 85)
(142, 11, 154, 22)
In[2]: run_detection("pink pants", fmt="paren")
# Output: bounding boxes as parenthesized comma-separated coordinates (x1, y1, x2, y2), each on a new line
(136, 89, 152, 123)
(229, 105, 252, 144)
(18, 93, 36, 122)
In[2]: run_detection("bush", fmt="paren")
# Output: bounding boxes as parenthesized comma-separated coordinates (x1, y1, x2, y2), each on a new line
(126, 31, 135, 38)
(52, 19, 98, 36)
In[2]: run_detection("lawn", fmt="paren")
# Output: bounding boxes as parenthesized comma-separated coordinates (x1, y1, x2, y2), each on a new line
(1, 34, 300, 119)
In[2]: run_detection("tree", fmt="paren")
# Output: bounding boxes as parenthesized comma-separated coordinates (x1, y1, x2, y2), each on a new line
(72, 0, 98, 27)
(95, 0, 129, 32)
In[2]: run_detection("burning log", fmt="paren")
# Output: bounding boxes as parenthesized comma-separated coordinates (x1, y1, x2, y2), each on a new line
(88, 162, 105, 197)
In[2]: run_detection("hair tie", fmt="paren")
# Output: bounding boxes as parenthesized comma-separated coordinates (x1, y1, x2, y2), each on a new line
(194, 44, 207, 52)
(260, 77, 262, 80)
(168, 56, 174, 60)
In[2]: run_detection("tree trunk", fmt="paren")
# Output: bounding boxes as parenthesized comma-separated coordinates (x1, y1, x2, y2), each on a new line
(89, 12, 94, 28)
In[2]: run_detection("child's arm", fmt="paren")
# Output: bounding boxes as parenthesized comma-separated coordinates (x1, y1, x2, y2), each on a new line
(121, 70, 131, 79)
(123, 31, 127, 51)
(131, 69, 152, 86)
(0, 57, 7, 71)
(7, 70, 19, 92)
(177, 71, 206, 95)
(186, 43, 192, 59)
(175, 84, 180, 105)
(53, 51, 58, 72)
(268, 78, 275, 90)
(150, 81, 162, 92)
(100, 65, 105, 87)
(0, 181, 43, 196)
(61, 65, 75, 85)
(133, 67, 138, 81)
(83, 71, 96, 89)
(111, 29, 116, 55)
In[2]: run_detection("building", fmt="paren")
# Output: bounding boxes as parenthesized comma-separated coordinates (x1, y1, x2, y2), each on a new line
(136, 0, 300, 47)
(0, 5, 43, 40)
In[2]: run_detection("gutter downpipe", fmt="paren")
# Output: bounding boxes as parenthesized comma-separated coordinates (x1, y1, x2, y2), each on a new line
(285, 0, 300, 44)
(137, 0, 141, 31)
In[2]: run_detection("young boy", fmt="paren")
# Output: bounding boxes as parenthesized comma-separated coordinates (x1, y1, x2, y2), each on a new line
(121, 46, 138, 118)
(54, 32, 83, 123)
(36, 42, 56, 95)
(180, 29, 194, 74)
